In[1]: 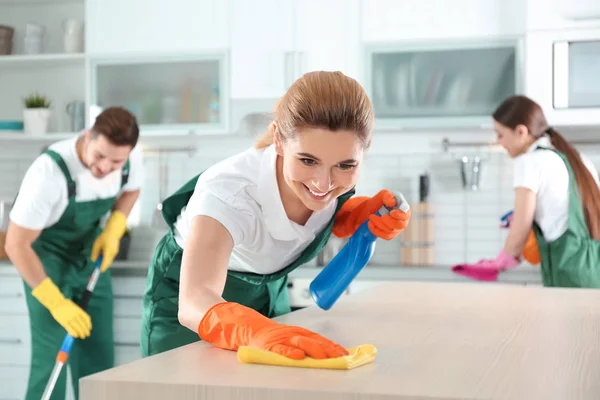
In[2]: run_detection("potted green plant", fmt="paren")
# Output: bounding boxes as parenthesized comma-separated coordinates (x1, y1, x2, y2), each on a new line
(23, 92, 51, 136)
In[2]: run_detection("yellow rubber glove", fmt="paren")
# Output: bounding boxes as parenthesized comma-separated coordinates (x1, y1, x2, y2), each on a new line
(237, 344, 377, 370)
(32, 278, 92, 339)
(91, 210, 127, 272)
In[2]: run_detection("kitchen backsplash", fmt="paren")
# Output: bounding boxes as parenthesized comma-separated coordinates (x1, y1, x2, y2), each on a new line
(1, 132, 599, 267)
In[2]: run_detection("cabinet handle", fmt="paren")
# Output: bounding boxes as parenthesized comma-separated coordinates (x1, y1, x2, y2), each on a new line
(0, 293, 23, 298)
(284, 52, 295, 89)
(0, 338, 22, 344)
(296, 51, 306, 78)
(114, 341, 140, 347)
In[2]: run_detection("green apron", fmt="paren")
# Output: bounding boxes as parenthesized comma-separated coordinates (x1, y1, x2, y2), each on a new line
(532, 147, 600, 288)
(140, 173, 355, 357)
(22, 150, 129, 400)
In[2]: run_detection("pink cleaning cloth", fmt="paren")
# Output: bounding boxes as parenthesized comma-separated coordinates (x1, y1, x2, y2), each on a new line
(452, 250, 520, 282)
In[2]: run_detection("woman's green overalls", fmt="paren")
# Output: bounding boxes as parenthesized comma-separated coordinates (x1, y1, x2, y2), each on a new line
(140, 173, 354, 357)
(532, 147, 600, 288)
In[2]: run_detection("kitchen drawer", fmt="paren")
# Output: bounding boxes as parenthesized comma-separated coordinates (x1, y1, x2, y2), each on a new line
(0, 315, 30, 367)
(114, 317, 142, 346)
(0, 276, 24, 296)
(112, 276, 147, 298)
(114, 297, 143, 318)
(115, 344, 142, 366)
(0, 277, 27, 315)
(0, 365, 29, 400)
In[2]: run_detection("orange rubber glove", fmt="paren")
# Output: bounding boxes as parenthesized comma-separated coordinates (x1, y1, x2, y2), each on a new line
(198, 302, 348, 360)
(522, 229, 541, 265)
(332, 189, 410, 240)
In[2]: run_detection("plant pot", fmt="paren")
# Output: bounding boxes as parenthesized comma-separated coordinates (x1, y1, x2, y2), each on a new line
(116, 234, 131, 261)
(23, 108, 51, 136)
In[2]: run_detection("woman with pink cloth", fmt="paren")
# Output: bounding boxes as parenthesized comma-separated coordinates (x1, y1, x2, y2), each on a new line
(452, 95, 600, 287)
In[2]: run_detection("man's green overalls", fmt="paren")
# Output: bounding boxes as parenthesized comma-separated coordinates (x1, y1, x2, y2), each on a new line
(21, 150, 129, 400)
(140, 173, 354, 357)
(532, 147, 600, 287)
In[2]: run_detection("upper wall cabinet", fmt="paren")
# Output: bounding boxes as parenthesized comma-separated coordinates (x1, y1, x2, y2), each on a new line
(527, 0, 600, 32)
(86, 0, 229, 55)
(294, 0, 360, 82)
(525, 28, 600, 126)
(229, 0, 294, 99)
(365, 40, 522, 130)
(229, 0, 361, 99)
(362, 0, 525, 43)
(88, 54, 229, 134)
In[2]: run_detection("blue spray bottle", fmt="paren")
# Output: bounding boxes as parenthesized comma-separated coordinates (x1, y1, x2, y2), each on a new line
(309, 192, 410, 310)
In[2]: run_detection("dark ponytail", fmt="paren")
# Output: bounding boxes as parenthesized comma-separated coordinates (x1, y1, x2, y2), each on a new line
(493, 95, 600, 240)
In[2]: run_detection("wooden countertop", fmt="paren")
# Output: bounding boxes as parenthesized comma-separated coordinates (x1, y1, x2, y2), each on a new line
(81, 281, 600, 400)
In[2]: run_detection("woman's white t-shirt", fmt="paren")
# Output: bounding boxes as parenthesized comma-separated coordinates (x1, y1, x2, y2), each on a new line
(512, 136, 599, 242)
(173, 145, 339, 275)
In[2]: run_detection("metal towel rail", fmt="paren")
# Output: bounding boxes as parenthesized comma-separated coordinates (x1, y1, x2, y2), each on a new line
(442, 137, 600, 153)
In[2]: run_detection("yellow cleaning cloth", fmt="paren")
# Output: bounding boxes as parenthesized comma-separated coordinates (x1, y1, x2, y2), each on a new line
(237, 344, 377, 370)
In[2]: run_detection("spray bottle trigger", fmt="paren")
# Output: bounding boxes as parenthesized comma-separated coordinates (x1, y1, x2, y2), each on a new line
(377, 191, 410, 216)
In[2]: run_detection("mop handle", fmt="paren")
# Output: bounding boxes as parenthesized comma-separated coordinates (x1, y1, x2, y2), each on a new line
(41, 255, 103, 400)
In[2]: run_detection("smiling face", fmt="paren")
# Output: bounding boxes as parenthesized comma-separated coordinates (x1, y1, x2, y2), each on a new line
(82, 130, 132, 178)
(274, 126, 364, 212)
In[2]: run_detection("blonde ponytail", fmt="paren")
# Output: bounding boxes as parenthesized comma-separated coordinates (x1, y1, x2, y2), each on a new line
(255, 122, 276, 149)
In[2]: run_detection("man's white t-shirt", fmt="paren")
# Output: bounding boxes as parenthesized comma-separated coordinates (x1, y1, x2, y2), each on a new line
(172, 144, 339, 275)
(10, 134, 144, 230)
(513, 136, 599, 242)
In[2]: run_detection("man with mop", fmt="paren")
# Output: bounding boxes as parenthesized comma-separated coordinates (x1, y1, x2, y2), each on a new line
(4, 107, 144, 400)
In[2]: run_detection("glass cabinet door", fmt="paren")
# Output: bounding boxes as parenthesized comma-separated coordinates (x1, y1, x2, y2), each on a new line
(553, 40, 600, 109)
(367, 41, 520, 129)
(89, 54, 227, 133)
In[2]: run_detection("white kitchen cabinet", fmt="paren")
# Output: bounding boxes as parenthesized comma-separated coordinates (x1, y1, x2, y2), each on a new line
(527, 0, 600, 32)
(230, 0, 361, 99)
(294, 0, 361, 82)
(86, 0, 229, 55)
(89, 54, 229, 134)
(362, 0, 525, 43)
(229, 0, 295, 99)
(0, 266, 147, 398)
(525, 28, 600, 126)
(365, 39, 523, 130)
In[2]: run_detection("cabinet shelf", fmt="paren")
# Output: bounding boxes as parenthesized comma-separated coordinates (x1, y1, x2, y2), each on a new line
(0, 53, 85, 68)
